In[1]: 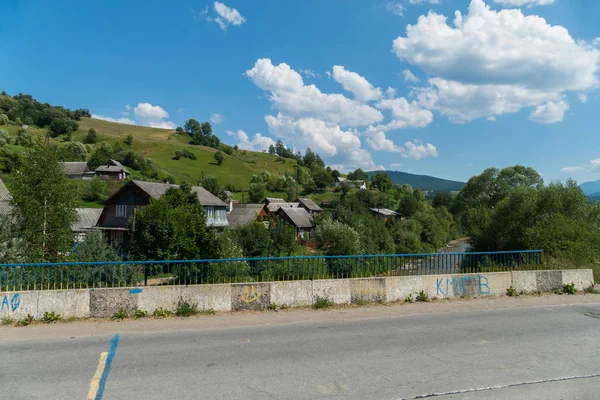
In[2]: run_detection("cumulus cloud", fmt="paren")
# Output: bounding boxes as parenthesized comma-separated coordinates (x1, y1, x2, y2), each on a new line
(210, 113, 223, 124)
(375, 97, 434, 130)
(133, 103, 177, 129)
(493, 0, 554, 6)
(332, 66, 383, 102)
(578, 93, 588, 104)
(226, 129, 275, 152)
(246, 59, 383, 127)
(300, 69, 320, 78)
(529, 100, 569, 124)
(486, 116, 497, 121)
(402, 69, 419, 83)
(364, 127, 438, 159)
(386, 87, 397, 99)
(390, 163, 402, 168)
(393, 0, 600, 123)
(91, 115, 136, 125)
(211, 1, 246, 30)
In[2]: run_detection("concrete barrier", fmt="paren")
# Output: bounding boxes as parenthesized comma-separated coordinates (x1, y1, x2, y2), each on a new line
(0, 269, 594, 320)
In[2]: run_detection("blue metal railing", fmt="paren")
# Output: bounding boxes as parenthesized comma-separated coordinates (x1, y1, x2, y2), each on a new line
(0, 250, 543, 291)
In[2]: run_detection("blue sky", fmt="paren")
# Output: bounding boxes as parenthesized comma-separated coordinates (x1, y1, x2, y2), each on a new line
(1, 0, 599, 183)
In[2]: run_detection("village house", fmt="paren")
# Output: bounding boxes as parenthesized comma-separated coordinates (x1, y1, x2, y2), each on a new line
(97, 180, 228, 247)
(226, 203, 269, 229)
(276, 206, 314, 241)
(95, 160, 131, 182)
(369, 208, 399, 223)
(62, 162, 94, 180)
(71, 208, 102, 242)
(295, 198, 323, 215)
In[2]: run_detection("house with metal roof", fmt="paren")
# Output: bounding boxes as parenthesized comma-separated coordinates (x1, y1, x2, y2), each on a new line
(62, 162, 94, 180)
(97, 180, 228, 247)
(72, 208, 103, 242)
(295, 198, 323, 215)
(369, 208, 399, 222)
(276, 206, 314, 241)
(226, 203, 269, 229)
(95, 160, 131, 182)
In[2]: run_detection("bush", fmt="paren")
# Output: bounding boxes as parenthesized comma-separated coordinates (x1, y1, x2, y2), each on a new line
(416, 290, 430, 302)
(80, 178, 106, 202)
(174, 149, 197, 160)
(41, 311, 61, 324)
(111, 309, 129, 321)
(153, 308, 171, 318)
(0, 128, 10, 145)
(84, 128, 98, 144)
(214, 151, 224, 166)
(133, 310, 148, 319)
(124, 135, 133, 146)
(313, 296, 333, 309)
(15, 314, 34, 327)
(175, 301, 199, 317)
(562, 282, 576, 295)
(15, 129, 33, 147)
(0, 114, 8, 125)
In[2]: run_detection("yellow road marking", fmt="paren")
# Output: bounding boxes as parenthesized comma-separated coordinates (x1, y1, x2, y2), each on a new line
(88, 352, 108, 400)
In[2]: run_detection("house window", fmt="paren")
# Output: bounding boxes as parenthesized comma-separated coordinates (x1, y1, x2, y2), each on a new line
(116, 205, 127, 218)
(111, 231, 123, 245)
(206, 207, 215, 219)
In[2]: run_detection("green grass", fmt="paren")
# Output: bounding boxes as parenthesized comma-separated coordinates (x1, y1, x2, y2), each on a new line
(4, 117, 298, 191)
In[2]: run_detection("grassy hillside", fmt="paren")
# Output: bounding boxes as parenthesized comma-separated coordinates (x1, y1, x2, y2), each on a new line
(367, 170, 465, 192)
(3, 117, 297, 189)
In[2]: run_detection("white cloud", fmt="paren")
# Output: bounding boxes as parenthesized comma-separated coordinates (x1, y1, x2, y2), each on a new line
(386, 87, 397, 99)
(408, 0, 440, 4)
(560, 166, 585, 173)
(332, 66, 383, 102)
(246, 59, 383, 127)
(493, 0, 554, 6)
(594, 38, 600, 47)
(402, 69, 419, 83)
(300, 69, 320, 78)
(486, 116, 496, 121)
(375, 97, 434, 130)
(591, 158, 600, 167)
(227, 129, 275, 152)
(529, 100, 569, 124)
(390, 163, 402, 169)
(578, 93, 588, 104)
(91, 115, 136, 125)
(125, 104, 131, 111)
(133, 103, 177, 129)
(387, 3, 405, 16)
(210, 113, 224, 124)
(212, 1, 246, 30)
(364, 127, 438, 159)
(120, 111, 130, 116)
(393, 0, 600, 123)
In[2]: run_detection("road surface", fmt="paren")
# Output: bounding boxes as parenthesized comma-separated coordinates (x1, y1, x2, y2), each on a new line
(1, 299, 600, 399)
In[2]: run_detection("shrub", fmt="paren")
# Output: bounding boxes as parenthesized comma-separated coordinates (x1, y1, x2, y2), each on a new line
(15, 314, 34, 327)
(506, 286, 519, 297)
(175, 301, 199, 317)
(562, 282, 576, 295)
(153, 308, 171, 319)
(124, 135, 133, 146)
(405, 294, 414, 303)
(174, 149, 197, 160)
(15, 129, 33, 147)
(111, 309, 129, 321)
(416, 290, 430, 302)
(41, 311, 61, 324)
(0, 114, 8, 125)
(1, 316, 14, 326)
(313, 296, 333, 309)
(214, 151, 224, 166)
(84, 128, 98, 144)
(133, 310, 148, 319)
(0, 128, 10, 145)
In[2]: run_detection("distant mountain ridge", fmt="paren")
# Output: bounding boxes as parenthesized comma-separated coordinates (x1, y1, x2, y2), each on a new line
(367, 170, 465, 192)
(580, 179, 600, 196)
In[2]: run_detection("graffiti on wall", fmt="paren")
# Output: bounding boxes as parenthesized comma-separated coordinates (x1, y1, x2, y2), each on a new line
(1, 293, 20, 312)
(240, 285, 262, 304)
(436, 276, 490, 297)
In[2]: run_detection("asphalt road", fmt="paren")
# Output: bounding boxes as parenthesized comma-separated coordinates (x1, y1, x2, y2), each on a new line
(2, 302, 600, 399)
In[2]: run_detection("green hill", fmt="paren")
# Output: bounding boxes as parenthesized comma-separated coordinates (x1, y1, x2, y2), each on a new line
(3, 117, 297, 190)
(367, 170, 465, 192)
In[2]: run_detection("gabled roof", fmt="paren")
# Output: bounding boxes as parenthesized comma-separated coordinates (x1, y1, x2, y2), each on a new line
(263, 197, 286, 204)
(129, 180, 226, 207)
(369, 208, 398, 217)
(72, 208, 103, 232)
(96, 160, 130, 175)
(336, 177, 347, 182)
(62, 162, 90, 176)
(267, 202, 299, 213)
(277, 207, 313, 229)
(227, 203, 266, 229)
(295, 198, 322, 212)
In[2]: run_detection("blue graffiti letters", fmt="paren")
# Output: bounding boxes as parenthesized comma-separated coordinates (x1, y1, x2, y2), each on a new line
(1, 293, 20, 312)
(478, 276, 490, 295)
(436, 279, 446, 296)
(435, 276, 490, 297)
